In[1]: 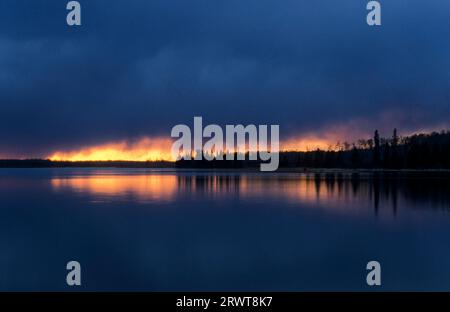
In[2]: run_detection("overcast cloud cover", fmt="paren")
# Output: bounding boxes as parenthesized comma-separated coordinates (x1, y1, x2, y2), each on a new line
(0, 0, 449, 157)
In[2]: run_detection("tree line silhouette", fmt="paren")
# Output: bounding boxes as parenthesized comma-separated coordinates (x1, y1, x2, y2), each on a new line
(177, 129, 450, 169)
(1, 129, 450, 169)
(283, 129, 450, 169)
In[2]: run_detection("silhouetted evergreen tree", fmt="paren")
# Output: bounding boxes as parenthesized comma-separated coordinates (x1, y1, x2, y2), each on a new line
(383, 141, 391, 168)
(351, 144, 360, 168)
(391, 128, 399, 168)
(373, 130, 381, 167)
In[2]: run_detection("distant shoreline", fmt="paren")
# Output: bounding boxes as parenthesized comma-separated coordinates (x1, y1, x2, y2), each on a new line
(2, 160, 450, 177)
(0, 159, 175, 168)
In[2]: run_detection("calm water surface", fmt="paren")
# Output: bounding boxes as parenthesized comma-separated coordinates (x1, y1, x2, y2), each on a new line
(0, 168, 449, 291)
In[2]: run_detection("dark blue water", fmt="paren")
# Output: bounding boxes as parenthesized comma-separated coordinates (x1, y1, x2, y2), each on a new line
(0, 168, 449, 291)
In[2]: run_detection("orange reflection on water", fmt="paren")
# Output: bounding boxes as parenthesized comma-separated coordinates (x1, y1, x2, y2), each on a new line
(51, 174, 177, 202)
(237, 175, 366, 207)
(174, 174, 372, 212)
(50, 172, 385, 215)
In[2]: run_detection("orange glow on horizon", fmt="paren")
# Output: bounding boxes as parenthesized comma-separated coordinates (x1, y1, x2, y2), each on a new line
(47, 135, 340, 162)
(281, 136, 336, 152)
(46, 125, 369, 162)
(49, 137, 174, 162)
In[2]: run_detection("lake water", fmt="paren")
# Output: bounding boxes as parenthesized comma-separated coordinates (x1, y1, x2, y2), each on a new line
(0, 168, 449, 291)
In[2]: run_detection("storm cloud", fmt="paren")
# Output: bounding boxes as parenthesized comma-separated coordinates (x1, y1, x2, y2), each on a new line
(0, 0, 449, 157)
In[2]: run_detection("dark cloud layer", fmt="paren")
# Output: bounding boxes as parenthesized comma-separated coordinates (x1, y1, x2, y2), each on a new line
(0, 0, 449, 156)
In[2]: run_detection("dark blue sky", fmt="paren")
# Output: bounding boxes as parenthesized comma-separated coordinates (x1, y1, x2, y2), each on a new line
(0, 0, 449, 157)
